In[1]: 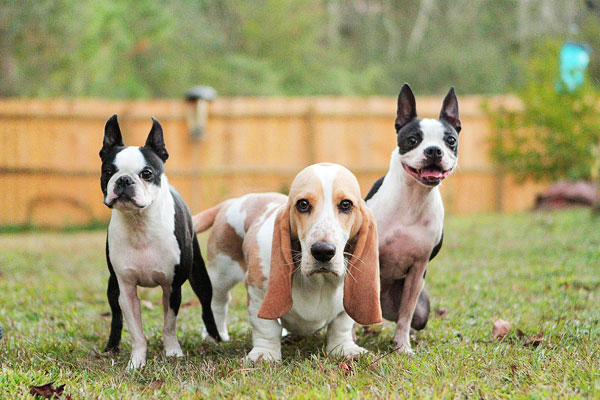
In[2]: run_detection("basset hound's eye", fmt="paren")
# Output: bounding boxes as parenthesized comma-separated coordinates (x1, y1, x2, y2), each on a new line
(296, 199, 311, 213)
(338, 199, 353, 213)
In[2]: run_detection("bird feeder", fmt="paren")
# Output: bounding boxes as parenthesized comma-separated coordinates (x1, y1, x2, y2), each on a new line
(185, 86, 217, 139)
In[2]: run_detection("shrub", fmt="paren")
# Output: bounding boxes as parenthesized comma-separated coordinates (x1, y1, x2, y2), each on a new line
(488, 42, 600, 182)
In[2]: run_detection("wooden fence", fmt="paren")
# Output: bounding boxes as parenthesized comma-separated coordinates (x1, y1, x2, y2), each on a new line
(0, 96, 546, 227)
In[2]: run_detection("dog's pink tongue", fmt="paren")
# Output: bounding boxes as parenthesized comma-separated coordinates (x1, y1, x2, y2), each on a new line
(420, 167, 443, 178)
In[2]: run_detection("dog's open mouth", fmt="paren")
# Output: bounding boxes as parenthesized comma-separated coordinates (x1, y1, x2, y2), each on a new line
(402, 163, 452, 186)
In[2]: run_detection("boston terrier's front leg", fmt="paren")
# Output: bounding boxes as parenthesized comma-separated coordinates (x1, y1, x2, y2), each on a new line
(104, 273, 123, 352)
(393, 261, 427, 354)
(118, 282, 147, 369)
(161, 284, 184, 358)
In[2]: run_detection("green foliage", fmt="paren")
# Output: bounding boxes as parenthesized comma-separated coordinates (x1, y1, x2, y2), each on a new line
(489, 42, 600, 182)
(2, 0, 597, 98)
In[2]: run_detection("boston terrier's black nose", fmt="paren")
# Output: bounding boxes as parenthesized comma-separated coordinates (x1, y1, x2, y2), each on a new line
(424, 146, 443, 161)
(311, 242, 336, 262)
(116, 175, 134, 187)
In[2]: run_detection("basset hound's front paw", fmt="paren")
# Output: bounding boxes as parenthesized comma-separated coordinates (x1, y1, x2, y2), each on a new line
(245, 347, 281, 363)
(327, 342, 369, 359)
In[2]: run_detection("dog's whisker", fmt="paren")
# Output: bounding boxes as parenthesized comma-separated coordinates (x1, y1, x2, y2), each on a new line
(343, 251, 366, 266)
(346, 268, 358, 284)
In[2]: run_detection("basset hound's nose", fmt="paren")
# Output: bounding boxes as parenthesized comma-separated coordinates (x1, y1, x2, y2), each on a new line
(311, 242, 336, 262)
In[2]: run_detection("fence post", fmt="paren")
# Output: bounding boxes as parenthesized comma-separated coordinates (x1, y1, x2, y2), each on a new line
(305, 101, 317, 165)
(494, 168, 504, 212)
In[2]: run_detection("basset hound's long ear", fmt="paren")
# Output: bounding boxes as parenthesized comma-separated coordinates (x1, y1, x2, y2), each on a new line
(258, 205, 294, 320)
(344, 200, 382, 325)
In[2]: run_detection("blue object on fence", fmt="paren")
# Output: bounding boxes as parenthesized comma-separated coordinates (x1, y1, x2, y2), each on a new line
(556, 41, 590, 92)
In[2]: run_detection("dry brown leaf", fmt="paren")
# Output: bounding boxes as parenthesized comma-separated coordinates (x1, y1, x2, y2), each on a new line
(141, 300, 154, 310)
(339, 361, 351, 375)
(516, 328, 525, 338)
(492, 319, 511, 339)
(29, 382, 65, 398)
(181, 300, 199, 309)
(435, 307, 448, 318)
(523, 331, 544, 347)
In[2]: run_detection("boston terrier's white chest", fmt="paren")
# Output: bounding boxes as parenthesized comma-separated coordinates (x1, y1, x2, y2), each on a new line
(109, 234, 180, 287)
(108, 196, 181, 288)
(376, 218, 442, 280)
(367, 181, 444, 281)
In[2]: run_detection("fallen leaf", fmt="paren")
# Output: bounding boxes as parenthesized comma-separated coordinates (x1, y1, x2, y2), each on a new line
(317, 363, 325, 373)
(100, 311, 111, 317)
(435, 307, 448, 318)
(561, 283, 570, 290)
(181, 300, 199, 309)
(141, 300, 154, 310)
(29, 382, 65, 398)
(339, 361, 352, 375)
(492, 319, 511, 339)
(523, 331, 544, 347)
(516, 328, 525, 338)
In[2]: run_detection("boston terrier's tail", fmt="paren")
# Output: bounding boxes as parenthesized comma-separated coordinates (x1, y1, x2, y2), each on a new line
(189, 234, 222, 342)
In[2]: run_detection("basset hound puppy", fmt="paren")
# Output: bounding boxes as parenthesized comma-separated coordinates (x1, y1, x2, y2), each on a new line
(193, 163, 381, 361)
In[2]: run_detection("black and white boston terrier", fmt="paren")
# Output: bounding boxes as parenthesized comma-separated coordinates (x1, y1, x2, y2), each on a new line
(365, 83, 461, 354)
(100, 115, 220, 369)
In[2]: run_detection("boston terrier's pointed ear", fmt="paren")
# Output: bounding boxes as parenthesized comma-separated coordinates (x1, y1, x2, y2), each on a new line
(395, 83, 417, 132)
(100, 114, 124, 159)
(144, 117, 169, 162)
(439, 87, 461, 133)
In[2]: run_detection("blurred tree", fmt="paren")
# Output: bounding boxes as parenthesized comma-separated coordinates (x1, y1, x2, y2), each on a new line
(0, 0, 598, 98)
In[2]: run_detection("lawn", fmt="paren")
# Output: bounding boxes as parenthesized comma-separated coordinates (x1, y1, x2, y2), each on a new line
(0, 209, 598, 399)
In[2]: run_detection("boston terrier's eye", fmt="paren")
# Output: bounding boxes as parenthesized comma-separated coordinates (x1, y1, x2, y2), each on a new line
(445, 136, 457, 146)
(406, 137, 418, 147)
(338, 199, 353, 213)
(296, 199, 311, 213)
(103, 167, 114, 177)
(140, 168, 154, 181)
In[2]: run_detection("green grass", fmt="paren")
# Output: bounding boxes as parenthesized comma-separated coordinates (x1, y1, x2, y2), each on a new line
(0, 209, 599, 399)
